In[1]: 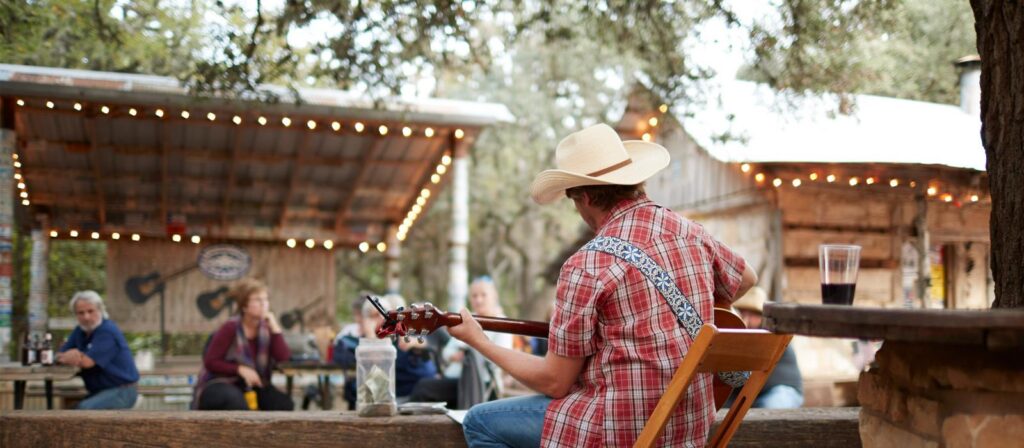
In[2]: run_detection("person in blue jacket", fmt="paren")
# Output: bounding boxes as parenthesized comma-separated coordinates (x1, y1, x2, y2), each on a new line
(57, 290, 140, 409)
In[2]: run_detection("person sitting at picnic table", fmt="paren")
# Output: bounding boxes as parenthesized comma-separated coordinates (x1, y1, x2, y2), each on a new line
(407, 276, 513, 409)
(56, 290, 140, 409)
(194, 278, 294, 410)
(333, 293, 437, 410)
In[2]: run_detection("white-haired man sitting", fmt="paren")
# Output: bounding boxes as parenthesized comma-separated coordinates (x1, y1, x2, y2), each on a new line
(57, 290, 140, 409)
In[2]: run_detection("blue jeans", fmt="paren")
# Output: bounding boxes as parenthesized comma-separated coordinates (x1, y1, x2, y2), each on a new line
(78, 385, 138, 410)
(463, 395, 552, 448)
(752, 385, 803, 409)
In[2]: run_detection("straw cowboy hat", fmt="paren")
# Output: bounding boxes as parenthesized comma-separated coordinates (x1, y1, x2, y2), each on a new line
(733, 286, 769, 314)
(530, 123, 671, 204)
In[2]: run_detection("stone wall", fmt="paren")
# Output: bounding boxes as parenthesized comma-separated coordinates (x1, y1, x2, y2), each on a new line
(858, 341, 1024, 447)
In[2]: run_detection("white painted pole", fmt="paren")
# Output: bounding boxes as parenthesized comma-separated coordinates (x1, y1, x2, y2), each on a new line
(447, 143, 469, 312)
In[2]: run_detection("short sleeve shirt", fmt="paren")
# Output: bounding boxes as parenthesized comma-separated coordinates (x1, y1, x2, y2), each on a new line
(542, 196, 747, 447)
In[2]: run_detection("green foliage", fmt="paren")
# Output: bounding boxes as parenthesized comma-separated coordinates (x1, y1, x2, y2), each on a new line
(47, 240, 106, 317)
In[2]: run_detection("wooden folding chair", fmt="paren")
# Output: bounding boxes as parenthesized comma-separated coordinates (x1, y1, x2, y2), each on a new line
(634, 324, 793, 448)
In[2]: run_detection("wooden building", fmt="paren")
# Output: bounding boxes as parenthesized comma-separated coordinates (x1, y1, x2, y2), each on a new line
(626, 59, 990, 310)
(0, 64, 511, 350)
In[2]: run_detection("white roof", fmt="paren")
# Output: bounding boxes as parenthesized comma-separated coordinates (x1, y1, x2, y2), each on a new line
(0, 64, 514, 126)
(678, 79, 986, 171)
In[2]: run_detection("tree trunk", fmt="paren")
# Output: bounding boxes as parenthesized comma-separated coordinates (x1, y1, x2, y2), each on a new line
(970, 0, 1024, 308)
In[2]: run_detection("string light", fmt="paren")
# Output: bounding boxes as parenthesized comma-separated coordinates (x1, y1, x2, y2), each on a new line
(890, 179, 899, 187)
(331, 121, 341, 131)
(416, 197, 426, 206)
(305, 238, 315, 249)
(286, 238, 296, 248)
(754, 173, 765, 183)
(323, 240, 334, 250)
(232, 116, 242, 125)
(827, 174, 836, 183)
(111, 232, 120, 240)
(641, 133, 652, 142)
(11, 153, 17, 160)
(13, 161, 21, 168)
(354, 122, 365, 133)
(258, 116, 268, 125)
(454, 129, 465, 139)
(402, 127, 412, 137)
(307, 120, 317, 130)
(74, 103, 82, 111)
(16, 99, 24, 106)
(171, 234, 182, 242)
(436, 164, 447, 175)
(155, 109, 165, 118)
(659, 104, 669, 113)
(424, 127, 434, 138)
(91, 232, 100, 240)
(941, 194, 953, 203)
(740, 163, 751, 173)
(191, 235, 201, 244)
(927, 186, 937, 196)
(181, 110, 191, 119)
(772, 178, 782, 187)
(21, 199, 29, 206)
(129, 108, 138, 116)
(101, 106, 110, 114)
(970, 194, 979, 202)
(431, 174, 441, 184)
(359, 242, 370, 253)
(849, 177, 859, 186)
(13, 173, 21, 180)
(17, 182, 25, 189)
(910, 181, 918, 188)
(19, 191, 28, 198)
(648, 117, 659, 127)
(441, 155, 452, 166)
(377, 242, 387, 252)
(809, 173, 819, 181)
(378, 125, 388, 135)
(792, 179, 802, 187)
(45, 101, 54, 109)
(281, 117, 291, 127)
(866, 177, 875, 185)
(49, 230, 58, 238)
(421, 188, 431, 198)
(207, 112, 216, 121)
(131, 233, 141, 241)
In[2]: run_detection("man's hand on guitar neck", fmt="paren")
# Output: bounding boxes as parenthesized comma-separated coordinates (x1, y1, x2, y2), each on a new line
(447, 309, 488, 348)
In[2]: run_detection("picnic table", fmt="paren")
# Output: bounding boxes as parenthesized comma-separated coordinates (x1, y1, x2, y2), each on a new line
(276, 362, 350, 410)
(0, 364, 78, 410)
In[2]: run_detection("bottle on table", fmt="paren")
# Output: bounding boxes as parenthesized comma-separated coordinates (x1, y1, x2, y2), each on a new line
(20, 333, 35, 366)
(39, 332, 54, 366)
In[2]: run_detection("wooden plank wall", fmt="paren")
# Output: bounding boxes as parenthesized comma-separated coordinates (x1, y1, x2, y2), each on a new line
(105, 241, 335, 333)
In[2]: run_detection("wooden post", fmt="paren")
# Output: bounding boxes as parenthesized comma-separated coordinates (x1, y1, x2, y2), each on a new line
(0, 129, 14, 360)
(28, 225, 49, 333)
(914, 194, 931, 308)
(447, 136, 469, 312)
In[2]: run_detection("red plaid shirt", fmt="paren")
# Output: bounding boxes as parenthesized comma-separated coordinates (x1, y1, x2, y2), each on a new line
(542, 196, 747, 447)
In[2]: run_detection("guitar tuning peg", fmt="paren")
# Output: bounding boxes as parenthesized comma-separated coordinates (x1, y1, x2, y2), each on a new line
(396, 314, 405, 321)
(417, 336, 425, 344)
(403, 336, 411, 343)
(423, 302, 434, 319)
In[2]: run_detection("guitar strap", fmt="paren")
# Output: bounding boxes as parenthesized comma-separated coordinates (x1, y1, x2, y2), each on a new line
(582, 236, 749, 388)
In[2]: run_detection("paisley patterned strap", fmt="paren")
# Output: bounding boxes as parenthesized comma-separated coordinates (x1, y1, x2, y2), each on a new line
(582, 236, 749, 389)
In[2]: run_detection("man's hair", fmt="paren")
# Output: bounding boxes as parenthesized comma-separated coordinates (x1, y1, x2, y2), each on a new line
(230, 278, 268, 315)
(70, 290, 108, 318)
(565, 183, 645, 211)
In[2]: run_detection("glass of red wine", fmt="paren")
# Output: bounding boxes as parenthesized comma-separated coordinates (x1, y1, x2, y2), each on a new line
(819, 244, 861, 305)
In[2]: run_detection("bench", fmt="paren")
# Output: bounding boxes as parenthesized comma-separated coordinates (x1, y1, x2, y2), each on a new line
(0, 407, 861, 447)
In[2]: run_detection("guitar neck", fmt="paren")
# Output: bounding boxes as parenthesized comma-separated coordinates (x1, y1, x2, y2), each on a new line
(439, 313, 549, 338)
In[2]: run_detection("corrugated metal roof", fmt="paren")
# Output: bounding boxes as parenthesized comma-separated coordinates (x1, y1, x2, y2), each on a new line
(1, 64, 512, 247)
(677, 79, 986, 171)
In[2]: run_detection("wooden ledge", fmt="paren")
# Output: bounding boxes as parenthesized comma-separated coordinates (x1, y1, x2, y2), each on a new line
(1, 408, 861, 448)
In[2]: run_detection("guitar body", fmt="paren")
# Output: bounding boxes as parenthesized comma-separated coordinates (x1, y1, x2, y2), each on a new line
(125, 271, 165, 304)
(196, 286, 231, 319)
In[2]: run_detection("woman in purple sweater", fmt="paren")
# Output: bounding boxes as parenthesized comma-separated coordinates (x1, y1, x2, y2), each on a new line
(194, 278, 294, 410)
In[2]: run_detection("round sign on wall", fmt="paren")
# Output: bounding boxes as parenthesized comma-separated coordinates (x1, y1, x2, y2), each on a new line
(197, 244, 252, 281)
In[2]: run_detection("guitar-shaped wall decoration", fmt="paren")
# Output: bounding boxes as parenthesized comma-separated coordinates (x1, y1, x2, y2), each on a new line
(369, 296, 746, 408)
(196, 286, 232, 319)
(124, 263, 199, 305)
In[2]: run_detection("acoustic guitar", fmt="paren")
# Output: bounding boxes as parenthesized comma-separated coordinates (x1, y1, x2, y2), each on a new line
(124, 263, 198, 304)
(369, 298, 745, 408)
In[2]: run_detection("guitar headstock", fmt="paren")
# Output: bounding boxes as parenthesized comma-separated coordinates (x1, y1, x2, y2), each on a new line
(367, 295, 446, 342)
